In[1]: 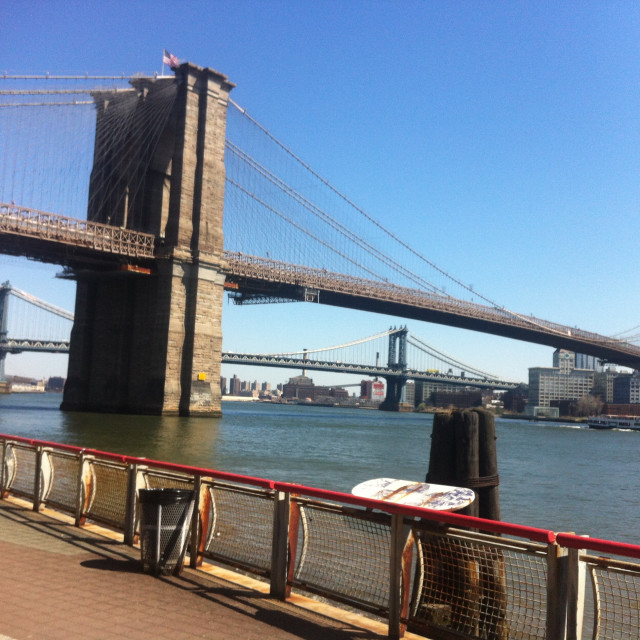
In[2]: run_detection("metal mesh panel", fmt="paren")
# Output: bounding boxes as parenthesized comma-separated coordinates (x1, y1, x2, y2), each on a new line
(144, 472, 193, 491)
(203, 484, 274, 574)
(412, 529, 548, 640)
(7, 444, 36, 497)
(292, 502, 391, 610)
(46, 451, 79, 512)
(588, 561, 640, 640)
(85, 460, 128, 528)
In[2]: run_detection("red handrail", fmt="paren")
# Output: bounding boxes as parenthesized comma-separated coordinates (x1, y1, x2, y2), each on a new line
(6, 432, 637, 548)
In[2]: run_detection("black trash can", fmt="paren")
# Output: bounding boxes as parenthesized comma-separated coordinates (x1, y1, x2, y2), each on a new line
(138, 488, 195, 576)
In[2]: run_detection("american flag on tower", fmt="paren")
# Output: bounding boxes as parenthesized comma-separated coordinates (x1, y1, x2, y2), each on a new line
(163, 49, 179, 69)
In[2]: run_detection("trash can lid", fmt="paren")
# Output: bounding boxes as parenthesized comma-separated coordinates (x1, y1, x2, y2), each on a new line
(138, 488, 194, 505)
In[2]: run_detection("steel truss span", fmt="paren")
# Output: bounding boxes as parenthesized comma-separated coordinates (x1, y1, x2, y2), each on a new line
(221, 352, 517, 390)
(223, 252, 640, 369)
(0, 203, 638, 370)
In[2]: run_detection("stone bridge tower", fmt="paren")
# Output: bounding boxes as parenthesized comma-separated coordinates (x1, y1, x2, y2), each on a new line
(62, 63, 234, 416)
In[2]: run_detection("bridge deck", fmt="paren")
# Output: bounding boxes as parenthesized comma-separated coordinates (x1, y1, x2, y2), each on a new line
(0, 498, 422, 640)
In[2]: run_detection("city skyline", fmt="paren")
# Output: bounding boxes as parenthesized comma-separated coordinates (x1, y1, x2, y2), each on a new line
(3, 2, 639, 384)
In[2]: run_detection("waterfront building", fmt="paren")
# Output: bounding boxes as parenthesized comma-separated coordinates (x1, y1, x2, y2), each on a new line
(360, 379, 385, 401)
(575, 353, 602, 371)
(229, 375, 242, 395)
(282, 374, 348, 402)
(431, 388, 482, 409)
(502, 384, 528, 413)
(527, 349, 594, 416)
(613, 371, 640, 404)
(403, 381, 415, 405)
(592, 369, 619, 403)
(414, 380, 465, 405)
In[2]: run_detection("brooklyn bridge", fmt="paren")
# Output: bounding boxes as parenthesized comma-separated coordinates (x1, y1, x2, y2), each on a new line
(1, 62, 638, 415)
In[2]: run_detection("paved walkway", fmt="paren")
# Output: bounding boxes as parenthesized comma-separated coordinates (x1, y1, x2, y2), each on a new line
(0, 499, 424, 640)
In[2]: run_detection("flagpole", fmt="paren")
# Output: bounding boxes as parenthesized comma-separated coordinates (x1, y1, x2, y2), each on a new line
(162, 49, 166, 76)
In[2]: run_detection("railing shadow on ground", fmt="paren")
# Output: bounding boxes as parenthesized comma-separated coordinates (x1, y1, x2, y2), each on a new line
(2, 433, 640, 640)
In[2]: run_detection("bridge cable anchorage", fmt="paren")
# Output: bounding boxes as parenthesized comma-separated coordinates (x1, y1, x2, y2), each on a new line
(228, 98, 508, 307)
(225, 141, 447, 295)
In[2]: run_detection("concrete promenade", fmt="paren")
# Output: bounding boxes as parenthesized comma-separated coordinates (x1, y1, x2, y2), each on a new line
(0, 498, 425, 640)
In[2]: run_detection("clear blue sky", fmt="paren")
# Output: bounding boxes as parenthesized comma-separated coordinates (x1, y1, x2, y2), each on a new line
(3, 1, 640, 387)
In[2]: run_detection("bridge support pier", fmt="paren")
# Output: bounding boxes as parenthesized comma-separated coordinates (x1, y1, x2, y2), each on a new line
(62, 63, 234, 416)
(379, 376, 407, 411)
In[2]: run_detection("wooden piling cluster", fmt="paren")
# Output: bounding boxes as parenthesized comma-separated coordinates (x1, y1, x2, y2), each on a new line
(421, 409, 507, 640)
(427, 408, 500, 520)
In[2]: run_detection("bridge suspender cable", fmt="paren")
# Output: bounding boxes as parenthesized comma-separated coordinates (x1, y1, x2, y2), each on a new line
(225, 141, 448, 296)
(228, 99, 506, 308)
(8, 286, 74, 321)
(259, 328, 400, 357)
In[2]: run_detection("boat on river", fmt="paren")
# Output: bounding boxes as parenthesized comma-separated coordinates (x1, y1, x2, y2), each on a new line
(588, 415, 640, 430)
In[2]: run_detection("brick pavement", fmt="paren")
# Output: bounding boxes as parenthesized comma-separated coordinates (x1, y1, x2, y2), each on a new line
(0, 499, 425, 640)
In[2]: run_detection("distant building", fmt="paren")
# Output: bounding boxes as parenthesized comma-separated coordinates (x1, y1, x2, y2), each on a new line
(527, 349, 594, 416)
(360, 379, 385, 401)
(574, 353, 602, 371)
(592, 370, 619, 403)
(414, 380, 465, 406)
(431, 389, 482, 409)
(282, 374, 348, 402)
(613, 371, 640, 404)
(220, 376, 227, 396)
(403, 381, 415, 405)
(229, 375, 242, 395)
(502, 384, 528, 413)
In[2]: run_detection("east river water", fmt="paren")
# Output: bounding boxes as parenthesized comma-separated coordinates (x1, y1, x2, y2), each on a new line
(2, 393, 640, 545)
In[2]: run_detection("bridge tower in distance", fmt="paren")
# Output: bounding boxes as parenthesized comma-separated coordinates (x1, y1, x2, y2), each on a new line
(62, 63, 235, 416)
(380, 327, 409, 411)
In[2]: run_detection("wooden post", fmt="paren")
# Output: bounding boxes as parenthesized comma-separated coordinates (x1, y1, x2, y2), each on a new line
(477, 409, 500, 520)
(454, 410, 480, 518)
(426, 411, 457, 485)
(425, 409, 507, 639)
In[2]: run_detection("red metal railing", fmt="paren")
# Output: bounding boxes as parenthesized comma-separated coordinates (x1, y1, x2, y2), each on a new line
(3, 433, 640, 639)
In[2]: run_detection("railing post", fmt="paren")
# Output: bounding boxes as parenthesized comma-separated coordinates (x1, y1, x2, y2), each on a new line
(189, 475, 202, 568)
(74, 452, 93, 527)
(389, 513, 413, 639)
(33, 445, 43, 512)
(0, 438, 6, 498)
(564, 545, 586, 640)
(270, 490, 291, 600)
(124, 463, 140, 545)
